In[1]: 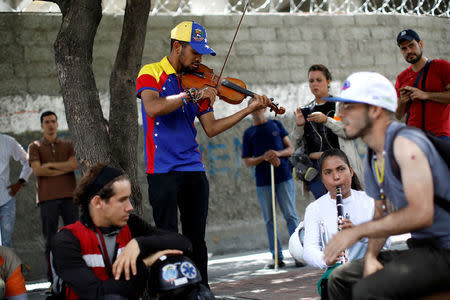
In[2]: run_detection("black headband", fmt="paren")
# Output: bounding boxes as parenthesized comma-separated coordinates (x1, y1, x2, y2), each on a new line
(83, 166, 124, 202)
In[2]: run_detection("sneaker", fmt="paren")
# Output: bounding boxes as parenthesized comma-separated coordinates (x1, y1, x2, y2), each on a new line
(265, 260, 286, 269)
(294, 259, 306, 267)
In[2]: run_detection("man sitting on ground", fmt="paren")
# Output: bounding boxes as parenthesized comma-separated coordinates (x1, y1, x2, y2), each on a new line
(51, 163, 192, 300)
(0, 246, 28, 300)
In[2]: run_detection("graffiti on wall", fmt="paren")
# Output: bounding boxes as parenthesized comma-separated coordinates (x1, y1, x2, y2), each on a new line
(199, 137, 254, 178)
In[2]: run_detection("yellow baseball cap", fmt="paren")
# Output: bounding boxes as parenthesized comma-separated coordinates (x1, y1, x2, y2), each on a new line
(171, 21, 216, 56)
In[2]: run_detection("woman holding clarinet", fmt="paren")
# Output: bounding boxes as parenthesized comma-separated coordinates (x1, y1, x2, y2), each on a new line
(301, 149, 390, 299)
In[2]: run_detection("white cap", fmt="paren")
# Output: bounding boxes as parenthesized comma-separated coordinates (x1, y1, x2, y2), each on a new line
(324, 72, 397, 112)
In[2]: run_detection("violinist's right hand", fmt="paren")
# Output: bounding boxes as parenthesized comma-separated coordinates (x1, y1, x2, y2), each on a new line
(199, 86, 218, 105)
(249, 94, 270, 111)
(294, 107, 306, 126)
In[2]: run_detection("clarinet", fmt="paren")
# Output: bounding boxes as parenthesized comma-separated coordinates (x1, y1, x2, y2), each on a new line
(336, 186, 349, 264)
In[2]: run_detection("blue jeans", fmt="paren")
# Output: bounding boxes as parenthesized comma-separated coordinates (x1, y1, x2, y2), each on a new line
(256, 178, 299, 260)
(0, 198, 16, 247)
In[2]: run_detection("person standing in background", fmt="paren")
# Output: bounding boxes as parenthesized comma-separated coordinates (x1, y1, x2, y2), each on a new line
(28, 111, 79, 281)
(395, 29, 450, 139)
(292, 65, 363, 198)
(242, 101, 299, 268)
(0, 134, 33, 247)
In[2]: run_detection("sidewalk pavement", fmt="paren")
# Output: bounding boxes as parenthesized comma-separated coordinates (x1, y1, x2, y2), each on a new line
(209, 234, 409, 300)
(210, 250, 322, 300)
(27, 234, 409, 300)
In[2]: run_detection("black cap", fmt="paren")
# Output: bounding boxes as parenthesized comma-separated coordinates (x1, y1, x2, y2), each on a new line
(397, 29, 421, 44)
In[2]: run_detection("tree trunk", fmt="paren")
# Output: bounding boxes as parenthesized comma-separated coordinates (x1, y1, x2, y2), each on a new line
(53, 0, 114, 173)
(109, 0, 151, 214)
(51, 0, 152, 213)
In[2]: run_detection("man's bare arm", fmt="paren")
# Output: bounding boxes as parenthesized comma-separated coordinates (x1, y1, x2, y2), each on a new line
(198, 95, 270, 138)
(401, 85, 450, 104)
(363, 201, 388, 277)
(324, 136, 434, 263)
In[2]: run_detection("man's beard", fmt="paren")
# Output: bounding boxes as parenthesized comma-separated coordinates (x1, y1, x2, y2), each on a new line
(343, 114, 373, 140)
(406, 50, 422, 64)
(179, 49, 198, 73)
(180, 65, 193, 73)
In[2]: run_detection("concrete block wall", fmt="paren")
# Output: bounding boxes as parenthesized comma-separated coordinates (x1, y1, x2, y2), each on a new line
(1, 13, 448, 280)
(1, 13, 449, 131)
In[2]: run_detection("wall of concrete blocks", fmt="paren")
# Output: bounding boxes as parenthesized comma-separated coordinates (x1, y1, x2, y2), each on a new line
(1, 13, 448, 280)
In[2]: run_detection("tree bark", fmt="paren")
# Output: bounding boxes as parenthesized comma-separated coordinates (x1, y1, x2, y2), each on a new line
(109, 0, 151, 214)
(53, 0, 114, 173)
(51, 0, 151, 213)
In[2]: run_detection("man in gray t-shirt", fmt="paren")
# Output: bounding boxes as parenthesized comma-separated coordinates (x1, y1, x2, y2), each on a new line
(321, 72, 450, 299)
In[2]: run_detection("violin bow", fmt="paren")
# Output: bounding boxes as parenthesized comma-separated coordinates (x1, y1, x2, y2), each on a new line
(214, 1, 249, 89)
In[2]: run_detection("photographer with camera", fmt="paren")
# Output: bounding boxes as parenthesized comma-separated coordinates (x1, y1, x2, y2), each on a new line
(292, 65, 364, 199)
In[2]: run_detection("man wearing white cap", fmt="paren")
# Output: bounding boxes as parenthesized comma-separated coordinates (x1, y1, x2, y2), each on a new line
(321, 72, 450, 299)
(135, 21, 270, 286)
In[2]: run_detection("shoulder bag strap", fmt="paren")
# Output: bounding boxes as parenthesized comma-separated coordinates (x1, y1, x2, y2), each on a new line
(405, 60, 431, 125)
(420, 60, 432, 131)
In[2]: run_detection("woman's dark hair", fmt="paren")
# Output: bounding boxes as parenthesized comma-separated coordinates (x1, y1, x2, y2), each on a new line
(73, 163, 128, 211)
(318, 148, 362, 191)
(308, 64, 332, 81)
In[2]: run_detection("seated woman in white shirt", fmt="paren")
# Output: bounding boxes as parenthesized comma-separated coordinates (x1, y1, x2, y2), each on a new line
(302, 148, 390, 268)
(300, 148, 390, 299)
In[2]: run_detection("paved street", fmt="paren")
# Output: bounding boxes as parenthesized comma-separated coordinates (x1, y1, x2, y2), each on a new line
(209, 250, 322, 300)
(27, 250, 322, 300)
(27, 235, 409, 299)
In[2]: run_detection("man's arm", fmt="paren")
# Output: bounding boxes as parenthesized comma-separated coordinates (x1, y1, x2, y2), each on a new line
(400, 84, 450, 104)
(243, 152, 281, 168)
(324, 136, 434, 264)
(128, 215, 192, 257)
(198, 95, 270, 138)
(30, 161, 67, 177)
(11, 140, 32, 181)
(276, 136, 294, 157)
(7, 140, 33, 197)
(28, 142, 67, 177)
(41, 155, 78, 172)
(112, 215, 193, 280)
(396, 87, 413, 120)
(141, 89, 186, 118)
(363, 201, 388, 277)
(141, 87, 217, 118)
(243, 156, 265, 167)
(52, 230, 147, 300)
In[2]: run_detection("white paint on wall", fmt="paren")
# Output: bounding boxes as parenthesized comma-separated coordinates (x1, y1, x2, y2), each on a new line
(1, 81, 342, 134)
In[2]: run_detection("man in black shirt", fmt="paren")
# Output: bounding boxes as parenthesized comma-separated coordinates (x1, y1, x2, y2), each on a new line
(52, 163, 192, 300)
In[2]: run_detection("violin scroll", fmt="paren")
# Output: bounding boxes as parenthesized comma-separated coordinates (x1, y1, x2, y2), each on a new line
(268, 98, 285, 116)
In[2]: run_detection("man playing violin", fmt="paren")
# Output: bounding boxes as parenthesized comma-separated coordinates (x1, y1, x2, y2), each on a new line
(136, 21, 270, 287)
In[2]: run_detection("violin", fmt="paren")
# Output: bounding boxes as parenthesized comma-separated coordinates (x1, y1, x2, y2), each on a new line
(180, 64, 286, 115)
